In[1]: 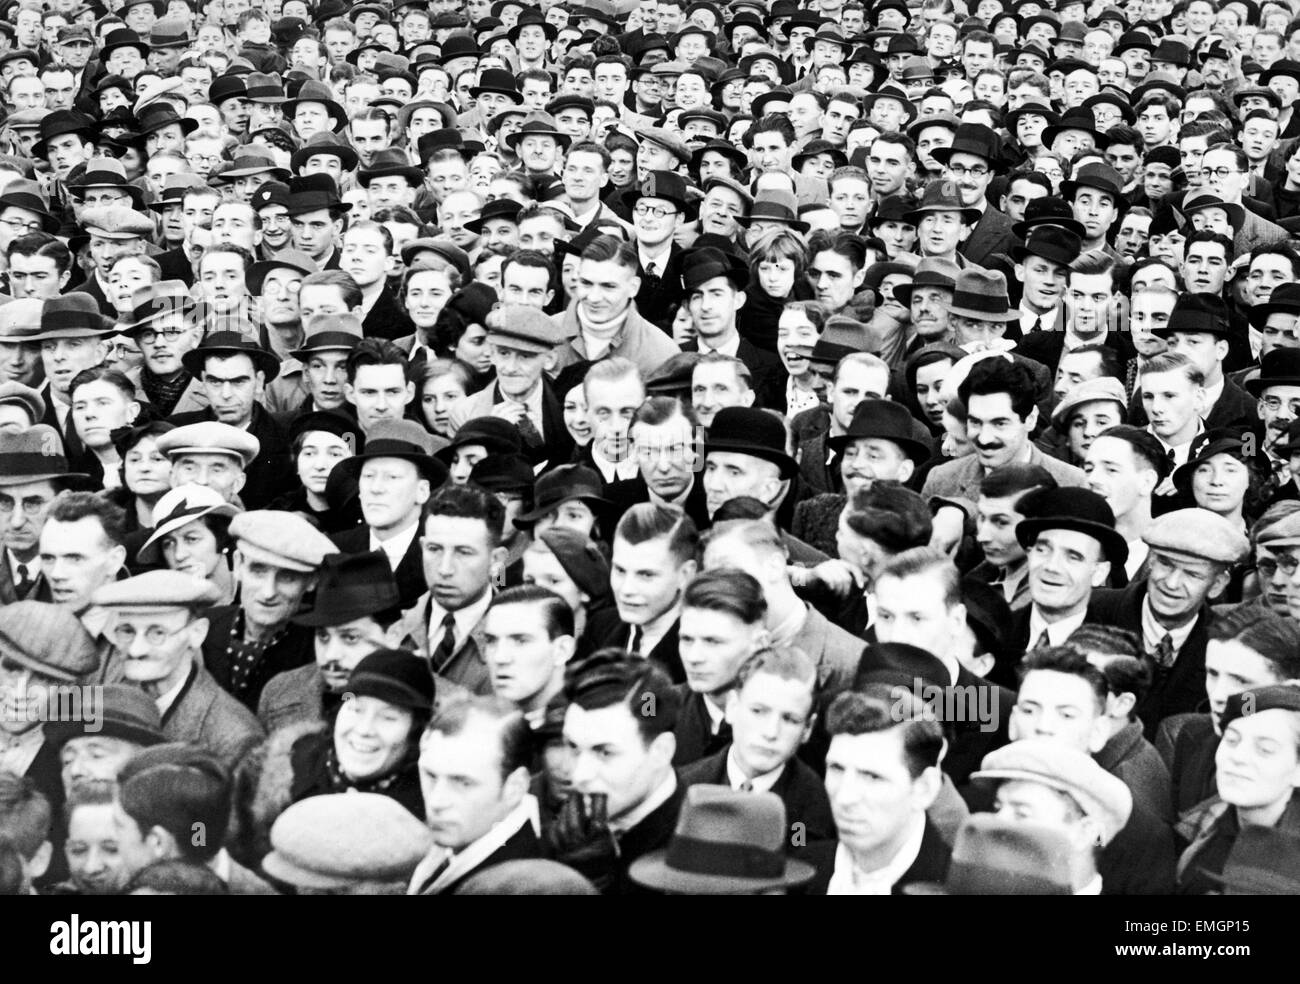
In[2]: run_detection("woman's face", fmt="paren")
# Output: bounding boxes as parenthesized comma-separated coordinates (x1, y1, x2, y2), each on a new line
(161, 517, 222, 579)
(563, 383, 592, 445)
(124, 436, 171, 496)
(475, 255, 505, 290)
(422, 372, 469, 437)
(454, 323, 492, 374)
(1192, 452, 1250, 517)
(777, 309, 819, 377)
(1216, 708, 1300, 812)
(297, 430, 352, 495)
(535, 498, 597, 538)
(405, 268, 454, 329)
(523, 542, 586, 612)
(561, 254, 581, 299)
(757, 256, 797, 298)
(66, 802, 134, 895)
(941, 408, 973, 458)
(334, 694, 414, 781)
(608, 148, 635, 186)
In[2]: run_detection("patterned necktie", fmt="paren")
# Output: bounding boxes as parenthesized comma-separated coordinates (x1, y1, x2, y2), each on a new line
(1154, 633, 1176, 669)
(432, 612, 457, 673)
(515, 414, 544, 450)
(1035, 629, 1052, 650)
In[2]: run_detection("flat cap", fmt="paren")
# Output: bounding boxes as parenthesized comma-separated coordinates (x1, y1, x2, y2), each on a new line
(0, 380, 45, 425)
(81, 204, 155, 239)
(0, 601, 99, 683)
(156, 422, 261, 467)
(485, 303, 564, 355)
(974, 739, 1133, 845)
(1142, 507, 1248, 564)
(638, 126, 692, 164)
(1257, 510, 1300, 548)
(0, 298, 44, 339)
(1050, 375, 1128, 429)
(230, 510, 337, 572)
(1222, 684, 1300, 729)
(44, 683, 166, 748)
(263, 792, 434, 889)
(92, 570, 223, 612)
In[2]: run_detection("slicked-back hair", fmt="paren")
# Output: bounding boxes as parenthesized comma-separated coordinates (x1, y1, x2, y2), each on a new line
(1249, 241, 1300, 279)
(583, 354, 643, 399)
(69, 366, 136, 401)
(875, 546, 961, 608)
(807, 228, 868, 271)
(501, 248, 556, 290)
(614, 502, 699, 568)
(844, 482, 933, 553)
(303, 269, 363, 309)
(632, 393, 698, 429)
(6, 231, 71, 272)
(705, 516, 786, 560)
(117, 744, 231, 863)
(735, 645, 818, 701)
(426, 693, 533, 778)
(1184, 228, 1234, 261)
(1095, 424, 1168, 478)
(1209, 609, 1300, 680)
(426, 483, 506, 546)
(682, 568, 766, 626)
(749, 112, 796, 146)
(579, 232, 638, 270)
(563, 647, 681, 744)
(1068, 248, 1117, 281)
(346, 336, 415, 384)
(1068, 623, 1151, 704)
(1065, 343, 1123, 381)
(1138, 351, 1205, 387)
(47, 490, 126, 548)
(1019, 645, 1108, 714)
(958, 356, 1039, 420)
(826, 686, 944, 778)
(489, 584, 575, 639)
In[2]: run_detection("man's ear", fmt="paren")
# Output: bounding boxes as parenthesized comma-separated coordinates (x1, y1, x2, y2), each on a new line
(852, 264, 868, 289)
(650, 729, 677, 766)
(28, 839, 51, 880)
(187, 616, 210, 649)
(734, 288, 746, 311)
(1091, 559, 1111, 587)
(502, 765, 531, 806)
(1024, 404, 1039, 433)
(897, 458, 915, 484)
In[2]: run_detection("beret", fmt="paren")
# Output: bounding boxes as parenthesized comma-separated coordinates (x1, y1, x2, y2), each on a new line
(0, 601, 99, 683)
(1221, 684, 1300, 730)
(156, 422, 261, 467)
(536, 527, 611, 600)
(93, 569, 223, 612)
(1142, 507, 1249, 564)
(230, 510, 338, 572)
(0, 380, 45, 424)
(81, 204, 155, 239)
(974, 739, 1133, 845)
(486, 303, 565, 355)
(263, 792, 435, 889)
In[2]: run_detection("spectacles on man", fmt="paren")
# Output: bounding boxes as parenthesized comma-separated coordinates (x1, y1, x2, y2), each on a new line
(137, 327, 189, 344)
(1256, 554, 1300, 578)
(946, 163, 990, 179)
(1201, 166, 1240, 180)
(0, 217, 40, 234)
(633, 203, 678, 219)
(111, 623, 189, 648)
(0, 493, 49, 515)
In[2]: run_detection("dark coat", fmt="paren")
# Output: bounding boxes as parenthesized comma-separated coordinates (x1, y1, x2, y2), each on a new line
(40, 383, 83, 463)
(791, 492, 844, 558)
(670, 687, 731, 766)
(1156, 712, 1219, 817)
(944, 666, 1016, 797)
(605, 778, 685, 895)
(602, 617, 686, 684)
(1097, 719, 1174, 824)
(1099, 800, 1178, 895)
(802, 817, 951, 895)
(330, 525, 427, 612)
(361, 285, 415, 342)
(257, 662, 329, 734)
(634, 244, 685, 331)
(1013, 329, 1136, 377)
(200, 604, 317, 712)
(27, 736, 71, 889)
(168, 403, 295, 510)
(1129, 376, 1260, 432)
(1086, 581, 1213, 737)
(427, 823, 544, 895)
(289, 728, 424, 820)
(0, 553, 48, 604)
(681, 335, 787, 414)
(155, 246, 195, 286)
(605, 472, 711, 530)
(960, 203, 1018, 268)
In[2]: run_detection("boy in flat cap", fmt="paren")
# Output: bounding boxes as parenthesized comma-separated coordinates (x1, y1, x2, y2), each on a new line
(92, 571, 264, 769)
(199, 510, 338, 712)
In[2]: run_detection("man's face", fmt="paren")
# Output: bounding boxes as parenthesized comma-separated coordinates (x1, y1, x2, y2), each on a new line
(421, 513, 495, 612)
(820, 98, 861, 146)
(828, 361, 888, 432)
(1084, 435, 1152, 521)
(577, 257, 640, 324)
(865, 139, 914, 197)
(809, 248, 865, 314)
(39, 516, 121, 612)
(828, 177, 871, 232)
(687, 276, 744, 343)
(562, 149, 605, 204)
(0, 479, 57, 557)
(1072, 187, 1117, 243)
(301, 350, 349, 411)
(1016, 255, 1067, 314)
(170, 453, 245, 503)
(359, 456, 429, 535)
(299, 284, 354, 330)
(1026, 528, 1106, 615)
(1166, 330, 1227, 383)
(699, 186, 744, 238)
(874, 570, 963, 661)
(564, 700, 670, 822)
(1241, 117, 1279, 163)
(200, 352, 260, 425)
(114, 607, 201, 690)
(420, 714, 520, 850)
(1247, 254, 1294, 308)
(1145, 549, 1225, 623)
(60, 734, 140, 794)
(342, 225, 392, 289)
(71, 378, 135, 450)
(290, 208, 342, 262)
(632, 414, 697, 501)
(976, 492, 1031, 569)
(1010, 669, 1106, 752)
(1259, 384, 1300, 446)
(347, 363, 414, 433)
(518, 216, 566, 254)
(944, 151, 993, 207)
(825, 728, 935, 861)
(966, 392, 1032, 470)
(45, 132, 90, 179)
(483, 601, 566, 707)
(679, 605, 762, 697)
(726, 670, 814, 778)
(501, 263, 553, 309)
(40, 335, 106, 400)
(610, 534, 693, 627)
(1202, 148, 1247, 203)
(350, 119, 389, 168)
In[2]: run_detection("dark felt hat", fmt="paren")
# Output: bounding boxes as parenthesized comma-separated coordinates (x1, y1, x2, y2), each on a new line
(828, 398, 931, 464)
(703, 407, 798, 479)
(1015, 486, 1128, 567)
(293, 550, 401, 628)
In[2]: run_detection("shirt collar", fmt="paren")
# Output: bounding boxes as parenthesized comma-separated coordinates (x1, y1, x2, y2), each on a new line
(155, 661, 195, 716)
(609, 771, 677, 835)
(1139, 592, 1199, 655)
(370, 519, 420, 569)
(726, 745, 785, 793)
(827, 812, 927, 895)
(1027, 606, 1089, 647)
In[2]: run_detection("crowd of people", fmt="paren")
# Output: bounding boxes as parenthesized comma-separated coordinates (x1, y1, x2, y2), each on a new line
(0, 0, 1298, 897)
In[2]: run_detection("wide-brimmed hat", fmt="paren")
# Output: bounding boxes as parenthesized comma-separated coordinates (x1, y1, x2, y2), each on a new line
(181, 331, 281, 381)
(828, 398, 931, 464)
(220, 150, 290, 182)
(0, 179, 59, 233)
(862, 86, 918, 123)
(358, 147, 425, 187)
(66, 157, 146, 209)
(1060, 161, 1127, 212)
(1153, 292, 1230, 340)
(929, 122, 1004, 169)
(336, 418, 448, 486)
(1015, 486, 1128, 566)
(1246, 347, 1300, 396)
(904, 816, 1072, 895)
(121, 280, 197, 333)
(293, 550, 401, 628)
(505, 110, 572, 152)
(681, 246, 748, 293)
(284, 173, 350, 216)
(507, 7, 558, 42)
(514, 464, 609, 526)
(463, 198, 522, 235)
(290, 131, 360, 172)
(736, 193, 808, 232)
(622, 169, 690, 213)
(32, 109, 97, 159)
(703, 407, 797, 479)
(628, 785, 815, 894)
(903, 181, 980, 226)
(21, 292, 115, 342)
(282, 81, 348, 131)
(135, 484, 240, 566)
(892, 257, 959, 306)
(947, 269, 1015, 322)
(0, 424, 85, 486)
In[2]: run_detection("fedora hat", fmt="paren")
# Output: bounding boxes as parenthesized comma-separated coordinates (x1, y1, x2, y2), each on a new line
(1060, 161, 1127, 210)
(182, 331, 281, 382)
(246, 248, 318, 295)
(629, 785, 815, 894)
(791, 138, 847, 172)
(828, 398, 931, 464)
(504, 111, 572, 152)
(681, 246, 748, 293)
(290, 131, 360, 173)
(1083, 91, 1135, 125)
(284, 173, 351, 216)
(121, 280, 197, 333)
(336, 418, 449, 486)
(135, 484, 240, 566)
(1151, 38, 1190, 65)
(0, 179, 58, 233)
(1015, 485, 1128, 566)
(904, 816, 1073, 895)
(1050, 375, 1128, 430)
(1247, 282, 1300, 331)
(132, 102, 198, 140)
(508, 7, 558, 42)
(45, 683, 166, 749)
(947, 269, 1016, 322)
(293, 550, 402, 628)
(358, 147, 426, 187)
(1245, 346, 1300, 396)
(67, 157, 145, 209)
(0, 424, 85, 486)
(736, 193, 808, 233)
(220, 150, 290, 182)
(1040, 107, 1104, 149)
(32, 109, 97, 159)
(464, 198, 523, 235)
(436, 416, 523, 463)
(929, 122, 1005, 169)
(22, 292, 115, 342)
(704, 407, 798, 479)
(1154, 292, 1230, 339)
(903, 181, 980, 226)
(1004, 101, 1061, 133)
(862, 86, 917, 123)
(892, 256, 959, 306)
(1010, 225, 1083, 267)
(514, 464, 609, 527)
(281, 81, 348, 132)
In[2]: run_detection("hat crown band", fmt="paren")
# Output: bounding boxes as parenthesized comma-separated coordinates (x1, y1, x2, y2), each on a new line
(664, 833, 785, 879)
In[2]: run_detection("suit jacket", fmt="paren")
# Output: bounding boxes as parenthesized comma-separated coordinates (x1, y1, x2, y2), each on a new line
(679, 745, 836, 849)
(803, 816, 951, 895)
(200, 605, 317, 712)
(605, 473, 711, 530)
(423, 822, 544, 895)
(1156, 712, 1218, 817)
(162, 660, 266, 769)
(447, 377, 574, 471)
(1086, 581, 1213, 737)
(1099, 799, 1177, 896)
(603, 617, 686, 684)
(1235, 204, 1290, 253)
(682, 335, 787, 414)
(125, 365, 208, 417)
(604, 778, 685, 895)
(634, 244, 686, 331)
(790, 604, 863, 701)
(168, 403, 295, 510)
(670, 687, 731, 766)
(257, 662, 327, 734)
(390, 589, 493, 696)
(921, 444, 1088, 516)
(960, 203, 1018, 268)
(40, 383, 83, 463)
(1013, 329, 1136, 377)
(330, 525, 427, 612)
(1097, 718, 1174, 824)
(155, 245, 196, 286)
(0, 553, 47, 604)
(78, 270, 118, 317)
(361, 284, 415, 342)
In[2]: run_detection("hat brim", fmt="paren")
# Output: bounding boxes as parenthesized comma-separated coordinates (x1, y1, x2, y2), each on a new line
(137, 502, 239, 566)
(221, 163, 291, 181)
(628, 851, 815, 894)
(0, 643, 81, 683)
(336, 450, 449, 487)
(262, 851, 367, 890)
(236, 540, 323, 573)
(514, 491, 610, 525)
(504, 128, 573, 151)
(290, 144, 361, 171)
(359, 164, 427, 186)
(903, 204, 981, 226)
(827, 430, 931, 464)
(1016, 517, 1128, 566)
(736, 214, 809, 233)
(703, 439, 798, 479)
(1245, 374, 1300, 397)
(45, 718, 166, 748)
(182, 346, 281, 382)
(0, 469, 86, 487)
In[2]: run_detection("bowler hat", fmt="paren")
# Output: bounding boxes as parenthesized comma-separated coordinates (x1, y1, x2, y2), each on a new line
(622, 169, 690, 212)
(828, 398, 931, 464)
(294, 550, 401, 628)
(1040, 107, 1105, 149)
(346, 648, 435, 712)
(704, 407, 798, 479)
(182, 331, 281, 382)
(749, 86, 793, 118)
(1246, 347, 1300, 396)
(358, 147, 426, 187)
(929, 122, 1005, 169)
(681, 246, 748, 293)
(336, 418, 449, 486)
(1010, 225, 1083, 267)
(470, 67, 523, 101)
(629, 785, 815, 894)
(1154, 292, 1230, 339)
(1246, 282, 1300, 331)
(1004, 102, 1060, 134)
(282, 80, 348, 131)
(285, 173, 351, 216)
(1015, 486, 1128, 566)
(1012, 195, 1087, 240)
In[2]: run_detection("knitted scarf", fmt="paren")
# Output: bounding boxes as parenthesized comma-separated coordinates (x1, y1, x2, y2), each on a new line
(141, 367, 192, 417)
(575, 303, 632, 361)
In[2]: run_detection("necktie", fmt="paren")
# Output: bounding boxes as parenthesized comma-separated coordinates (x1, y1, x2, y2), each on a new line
(432, 613, 457, 672)
(1154, 633, 1176, 669)
(1035, 628, 1052, 650)
(1030, 316, 1042, 334)
(645, 260, 657, 277)
(515, 413, 544, 450)
(14, 563, 31, 598)
(628, 625, 642, 654)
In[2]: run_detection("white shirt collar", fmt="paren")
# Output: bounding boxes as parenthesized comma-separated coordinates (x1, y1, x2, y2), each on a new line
(1019, 305, 1059, 334)
(427, 588, 493, 654)
(698, 331, 741, 358)
(726, 745, 784, 793)
(155, 661, 195, 717)
(407, 795, 540, 894)
(701, 693, 726, 733)
(827, 812, 927, 895)
(1075, 873, 1104, 895)
(370, 519, 420, 571)
(1124, 539, 1149, 579)
(1139, 592, 1198, 657)
(1027, 606, 1089, 648)
(590, 443, 638, 484)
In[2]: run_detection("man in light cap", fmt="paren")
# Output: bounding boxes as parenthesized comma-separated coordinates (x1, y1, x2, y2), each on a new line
(449, 304, 573, 470)
(198, 510, 337, 711)
(156, 420, 260, 506)
(248, 248, 319, 415)
(91, 570, 264, 768)
(1088, 507, 1249, 734)
(974, 738, 1134, 894)
(0, 298, 44, 388)
(78, 204, 156, 316)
